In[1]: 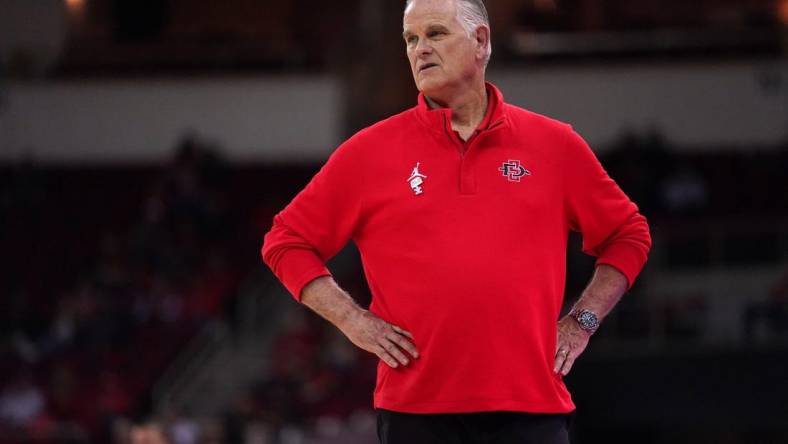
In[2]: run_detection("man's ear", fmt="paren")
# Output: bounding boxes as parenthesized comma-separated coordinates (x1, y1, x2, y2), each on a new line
(474, 25, 490, 59)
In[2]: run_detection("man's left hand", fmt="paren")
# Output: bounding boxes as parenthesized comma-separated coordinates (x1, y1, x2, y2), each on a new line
(553, 316, 591, 376)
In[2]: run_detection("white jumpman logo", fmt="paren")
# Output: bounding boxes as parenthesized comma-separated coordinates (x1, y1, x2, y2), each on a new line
(410, 162, 426, 180)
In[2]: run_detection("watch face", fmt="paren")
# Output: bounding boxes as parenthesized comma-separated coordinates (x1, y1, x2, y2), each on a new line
(577, 310, 599, 330)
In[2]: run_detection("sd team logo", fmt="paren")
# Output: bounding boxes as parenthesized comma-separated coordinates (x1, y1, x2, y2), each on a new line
(498, 160, 531, 182)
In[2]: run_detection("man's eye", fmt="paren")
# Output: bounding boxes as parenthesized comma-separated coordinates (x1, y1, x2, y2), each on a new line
(428, 31, 445, 38)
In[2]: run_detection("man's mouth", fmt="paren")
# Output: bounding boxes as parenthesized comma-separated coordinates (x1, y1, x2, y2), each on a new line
(419, 63, 438, 72)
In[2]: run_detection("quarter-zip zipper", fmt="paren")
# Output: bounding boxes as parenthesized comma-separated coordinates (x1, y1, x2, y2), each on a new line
(442, 113, 465, 157)
(442, 113, 506, 154)
(442, 113, 506, 195)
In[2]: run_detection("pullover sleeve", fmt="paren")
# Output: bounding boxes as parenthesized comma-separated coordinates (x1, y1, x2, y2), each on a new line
(261, 139, 365, 301)
(563, 126, 652, 288)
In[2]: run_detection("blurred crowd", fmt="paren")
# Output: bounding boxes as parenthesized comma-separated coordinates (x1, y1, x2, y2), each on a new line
(216, 310, 379, 444)
(0, 137, 244, 443)
(603, 130, 787, 218)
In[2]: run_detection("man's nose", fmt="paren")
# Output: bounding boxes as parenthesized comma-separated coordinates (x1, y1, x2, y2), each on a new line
(415, 39, 433, 56)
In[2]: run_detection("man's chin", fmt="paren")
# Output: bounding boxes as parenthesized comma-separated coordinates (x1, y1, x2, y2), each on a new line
(416, 78, 447, 98)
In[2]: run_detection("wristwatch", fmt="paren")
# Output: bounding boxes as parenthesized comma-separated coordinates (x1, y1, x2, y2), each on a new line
(569, 308, 600, 334)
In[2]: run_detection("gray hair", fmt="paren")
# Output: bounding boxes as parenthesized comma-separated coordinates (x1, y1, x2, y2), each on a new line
(405, 0, 492, 66)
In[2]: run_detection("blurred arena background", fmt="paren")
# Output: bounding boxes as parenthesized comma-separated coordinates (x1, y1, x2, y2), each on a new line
(1, 0, 787, 443)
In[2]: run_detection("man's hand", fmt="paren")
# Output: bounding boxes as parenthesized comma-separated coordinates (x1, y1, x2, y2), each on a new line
(553, 265, 629, 376)
(553, 316, 591, 376)
(300, 277, 420, 369)
(339, 309, 419, 368)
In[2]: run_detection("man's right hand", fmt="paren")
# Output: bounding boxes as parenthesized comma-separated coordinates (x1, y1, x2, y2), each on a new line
(300, 276, 419, 368)
(340, 309, 419, 368)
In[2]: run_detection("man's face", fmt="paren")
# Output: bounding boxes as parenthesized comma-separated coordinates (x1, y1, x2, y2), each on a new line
(403, 0, 482, 100)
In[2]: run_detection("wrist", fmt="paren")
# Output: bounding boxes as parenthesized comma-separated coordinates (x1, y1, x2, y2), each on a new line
(337, 304, 365, 329)
(301, 277, 364, 330)
(568, 307, 600, 335)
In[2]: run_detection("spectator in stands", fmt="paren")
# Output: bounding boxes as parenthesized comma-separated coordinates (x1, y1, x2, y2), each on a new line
(515, 0, 568, 33)
(162, 408, 200, 444)
(660, 165, 708, 214)
(130, 422, 172, 444)
(0, 371, 46, 430)
(744, 267, 788, 340)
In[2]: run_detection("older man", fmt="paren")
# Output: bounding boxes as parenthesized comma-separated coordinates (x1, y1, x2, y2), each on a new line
(262, 0, 651, 442)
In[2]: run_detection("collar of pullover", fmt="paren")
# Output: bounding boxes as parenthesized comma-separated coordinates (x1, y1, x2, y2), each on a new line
(415, 81, 508, 138)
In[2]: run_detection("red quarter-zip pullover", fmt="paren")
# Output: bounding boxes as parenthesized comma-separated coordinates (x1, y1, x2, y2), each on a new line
(262, 83, 651, 414)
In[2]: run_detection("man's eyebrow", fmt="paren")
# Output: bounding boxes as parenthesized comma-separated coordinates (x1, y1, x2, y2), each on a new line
(426, 23, 450, 32)
(403, 23, 449, 39)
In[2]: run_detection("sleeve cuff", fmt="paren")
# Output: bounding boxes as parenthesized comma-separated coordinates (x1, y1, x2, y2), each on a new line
(595, 241, 648, 289)
(272, 248, 332, 301)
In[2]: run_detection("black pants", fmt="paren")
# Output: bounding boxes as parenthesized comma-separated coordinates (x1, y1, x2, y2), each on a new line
(377, 409, 573, 444)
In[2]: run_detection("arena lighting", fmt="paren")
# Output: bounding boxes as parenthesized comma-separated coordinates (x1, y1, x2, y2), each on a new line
(65, 0, 87, 23)
(779, 0, 788, 25)
(65, 0, 85, 9)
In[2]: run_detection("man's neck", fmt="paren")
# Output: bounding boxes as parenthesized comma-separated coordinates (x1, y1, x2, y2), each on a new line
(425, 80, 488, 140)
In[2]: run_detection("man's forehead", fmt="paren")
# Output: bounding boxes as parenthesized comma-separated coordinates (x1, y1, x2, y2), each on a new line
(404, 0, 457, 24)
